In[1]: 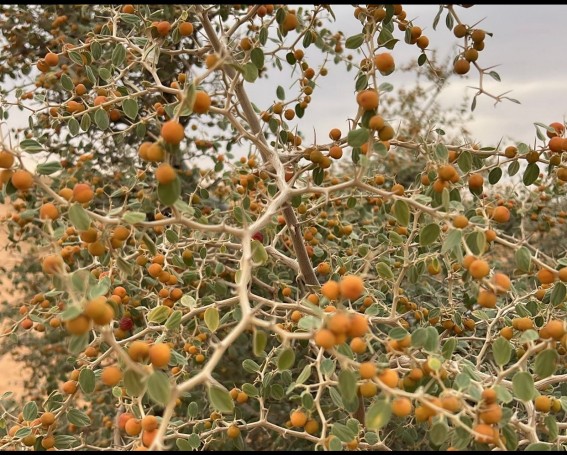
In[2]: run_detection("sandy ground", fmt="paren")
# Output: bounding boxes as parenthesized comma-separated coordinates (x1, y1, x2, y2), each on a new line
(0, 203, 32, 401)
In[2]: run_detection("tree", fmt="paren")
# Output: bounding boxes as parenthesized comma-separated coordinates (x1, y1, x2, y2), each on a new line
(0, 4, 566, 452)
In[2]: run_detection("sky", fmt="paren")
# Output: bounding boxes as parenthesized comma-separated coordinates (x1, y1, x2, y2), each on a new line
(4, 5, 567, 166)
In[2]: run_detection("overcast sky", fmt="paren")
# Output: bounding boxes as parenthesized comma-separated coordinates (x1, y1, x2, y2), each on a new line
(250, 4, 567, 148)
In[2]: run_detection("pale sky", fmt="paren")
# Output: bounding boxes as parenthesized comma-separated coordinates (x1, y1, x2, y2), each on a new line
(4, 5, 567, 163)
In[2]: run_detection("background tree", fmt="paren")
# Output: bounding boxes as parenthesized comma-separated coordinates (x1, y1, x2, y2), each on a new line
(0, 4, 566, 452)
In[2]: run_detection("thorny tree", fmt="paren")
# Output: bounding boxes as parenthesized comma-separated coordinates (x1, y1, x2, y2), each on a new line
(0, 4, 567, 452)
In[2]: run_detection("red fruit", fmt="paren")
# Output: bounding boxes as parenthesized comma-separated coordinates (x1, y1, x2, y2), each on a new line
(252, 232, 264, 242)
(119, 317, 134, 331)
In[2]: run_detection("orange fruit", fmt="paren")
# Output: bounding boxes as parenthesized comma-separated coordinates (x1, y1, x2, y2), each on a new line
(392, 397, 412, 417)
(373, 52, 395, 75)
(44, 52, 59, 67)
(11, 169, 34, 191)
(142, 429, 158, 447)
(327, 311, 351, 335)
(156, 163, 177, 184)
(359, 381, 378, 397)
(339, 275, 364, 300)
(129, 340, 150, 361)
(377, 368, 399, 388)
(101, 366, 122, 386)
(226, 425, 241, 439)
(193, 91, 211, 114)
(40, 412, 55, 427)
(314, 328, 336, 349)
(141, 415, 158, 432)
(469, 259, 490, 279)
(178, 21, 194, 36)
(473, 423, 497, 444)
(42, 254, 64, 274)
(491, 206, 510, 223)
(39, 203, 59, 220)
(492, 272, 511, 293)
(149, 343, 171, 368)
(477, 290, 497, 308)
(536, 268, 556, 284)
(534, 395, 552, 413)
(452, 215, 469, 229)
(0, 151, 14, 168)
(65, 314, 90, 335)
(321, 280, 340, 300)
(125, 418, 142, 436)
(347, 313, 369, 337)
(350, 337, 367, 354)
(161, 120, 185, 145)
(356, 89, 379, 111)
(282, 12, 298, 32)
(479, 403, 502, 424)
(359, 361, 377, 379)
(156, 21, 171, 37)
(290, 410, 308, 427)
(73, 183, 94, 203)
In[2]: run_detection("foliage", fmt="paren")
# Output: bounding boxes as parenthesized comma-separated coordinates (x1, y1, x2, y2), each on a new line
(0, 4, 566, 452)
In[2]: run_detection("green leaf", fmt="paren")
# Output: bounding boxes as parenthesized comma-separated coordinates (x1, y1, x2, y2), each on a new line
(122, 98, 139, 120)
(157, 177, 181, 206)
(111, 44, 126, 67)
(466, 231, 486, 256)
(36, 161, 63, 175)
(550, 282, 566, 305)
(523, 163, 539, 186)
(512, 371, 536, 401)
(345, 33, 365, 49)
(147, 370, 171, 406)
(204, 307, 219, 332)
(22, 401, 38, 421)
(68, 203, 91, 231)
(60, 73, 74, 91)
(165, 310, 182, 331)
(489, 167, 502, 184)
(355, 74, 368, 91)
(80, 113, 91, 131)
(492, 336, 512, 366)
(429, 421, 449, 446)
(242, 359, 261, 374)
(347, 128, 369, 147)
(389, 327, 409, 341)
(392, 200, 410, 226)
(208, 386, 234, 414)
(544, 415, 558, 441)
(78, 368, 95, 394)
(411, 327, 428, 348)
(457, 150, 472, 173)
(296, 364, 312, 384)
(94, 108, 109, 130)
(366, 399, 392, 430)
(66, 408, 91, 427)
(277, 348, 295, 370)
(251, 239, 268, 265)
(176, 439, 192, 451)
(419, 223, 440, 246)
(331, 422, 356, 442)
(123, 369, 145, 397)
(68, 117, 80, 136)
(68, 333, 89, 355)
(242, 62, 259, 83)
(508, 160, 520, 176)
(338, 370, 357, 402)
(68, 51, 84, 66)
(276, 85, 285, 100)
(15, 427, 32, 438)
(534, 349, 558, 378)
(250, 47, 264, 69)
(147, 306, 169, 324)
(441, 229, 462, 254)
(253, 329, 267, 356)
(525, 443, 551, 451)
(515, 247, 531, 272)
(424, 326, 439, 352)
(376, 262, 394, 280)
(435, 143, 448, 162)
(441, 337, 457, 360)
(122, 211, 146, 224)
(20, 139, 44, 153)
